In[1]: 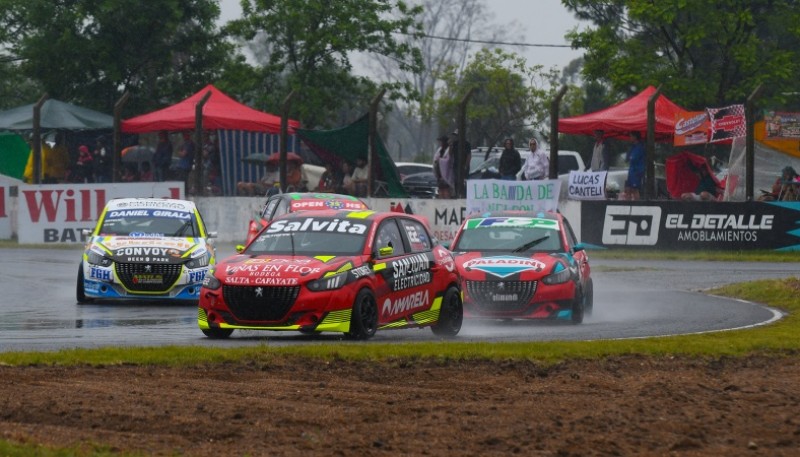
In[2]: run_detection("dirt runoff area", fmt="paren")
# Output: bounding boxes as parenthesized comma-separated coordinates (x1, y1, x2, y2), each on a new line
(1, 354, 800, 456)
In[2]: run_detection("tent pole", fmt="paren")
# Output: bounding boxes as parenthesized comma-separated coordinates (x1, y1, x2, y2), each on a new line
(32, 94, 48, 185)
(113, 91, 130, 183)
(194, 91, 212, 196)
(455, 88, 475, 199)
(368, 89, 386, 197)
(646, 86, 662, 200)
(280, 90, 296, 193)
(549, 86, 569, 179)
(745, 84, 763, 202)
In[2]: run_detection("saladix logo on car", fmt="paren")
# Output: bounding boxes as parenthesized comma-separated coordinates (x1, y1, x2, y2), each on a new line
(463, 256, 545, 278)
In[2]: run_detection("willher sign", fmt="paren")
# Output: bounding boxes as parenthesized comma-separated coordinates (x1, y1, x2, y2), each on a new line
(18, 182, 183, 244)
(466, 179, 560, 214)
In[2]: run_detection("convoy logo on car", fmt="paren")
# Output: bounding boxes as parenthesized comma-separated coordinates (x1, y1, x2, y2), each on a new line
(465, 217, 559, 230)
(462, 255, 546, 278)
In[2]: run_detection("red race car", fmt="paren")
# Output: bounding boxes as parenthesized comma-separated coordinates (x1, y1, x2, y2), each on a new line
(449, 211, 592, 323)
(199, 209, 462, 339)
(244, 192, 369, 245)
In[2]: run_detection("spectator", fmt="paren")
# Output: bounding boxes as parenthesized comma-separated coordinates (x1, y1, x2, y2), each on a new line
(498, 138, 521, 180)
(23, 136, 54, 184)
(120, 163, 139, 182)
(590, 129, 611, 171)
(339, 161, 355, 195)
(351, 156, 368, 197)
(69, 145, 94, 183)
(152, 130, 173, 182)
(433, 135, 454, 198)
(623, 131, 645, 200)
(139, 161, 154, 182)
(173, 131, 195, 191)
(317, 162, 338, 192)
(237, 163, 278, 196)
(92, 137, 111, 183)
(681, 163, 719, 201)
(758, 166, 799, 201)
(521, 138, 549, 180)
(48, 132, 70, 183)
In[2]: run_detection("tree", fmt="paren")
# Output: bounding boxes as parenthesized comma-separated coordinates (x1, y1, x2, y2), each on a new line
(0, 0, 233, 115)
(563, 0, 800, 109)
(431, 48, 559, 149)
(225, 0, 425, 128)
(365, 0, 522, 157)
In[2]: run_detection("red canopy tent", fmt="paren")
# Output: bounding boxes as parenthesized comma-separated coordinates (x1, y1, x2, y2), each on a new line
(121, 84, 299, 133)
(558, 86, 687, 141)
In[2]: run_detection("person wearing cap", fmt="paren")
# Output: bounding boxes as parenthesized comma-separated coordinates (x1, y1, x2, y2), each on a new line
(623, 131, 645, 200)
(521, 137, 549, 180)
(70, 145, 94, 183)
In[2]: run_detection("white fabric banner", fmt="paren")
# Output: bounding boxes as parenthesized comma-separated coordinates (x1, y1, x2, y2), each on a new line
(567, 170, 607, 200)
(465, 179, 560, 214)
(17, 182, 184, 244)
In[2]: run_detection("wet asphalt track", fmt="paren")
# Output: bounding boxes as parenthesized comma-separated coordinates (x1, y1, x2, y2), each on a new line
(0, 245, 790, 353)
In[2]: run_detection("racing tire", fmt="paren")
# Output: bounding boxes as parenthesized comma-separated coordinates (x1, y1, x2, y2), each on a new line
(345, 289, 378, 340)
(584, 278, 594, 318)
(571, 287, 585, 324)
(431, 286, 463, 337)
(201, 327, 234, 339)
(76, 263, 92, 304)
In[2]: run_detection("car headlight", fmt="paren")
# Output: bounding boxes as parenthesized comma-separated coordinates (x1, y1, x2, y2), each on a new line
(307, 271, 348, 291)
(186, 251, 212, 269)
(202, 270, 221, 290)
(542, 262, 571, 285)
(86, 250, 112, 267)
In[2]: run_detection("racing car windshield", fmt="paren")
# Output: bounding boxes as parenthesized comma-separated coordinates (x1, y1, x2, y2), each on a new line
(99, 209, 199, 237)
(247, 216, 370, 256)
(452, 217, 563, 252)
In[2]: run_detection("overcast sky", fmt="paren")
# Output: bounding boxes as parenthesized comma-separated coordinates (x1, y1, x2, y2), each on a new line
(217, 0, 586, 72)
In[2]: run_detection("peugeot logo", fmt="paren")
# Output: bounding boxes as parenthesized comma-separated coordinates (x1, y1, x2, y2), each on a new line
(497, 282, 505, 290)
(144, 265, 152, 273)
(255, 287, 263, 297)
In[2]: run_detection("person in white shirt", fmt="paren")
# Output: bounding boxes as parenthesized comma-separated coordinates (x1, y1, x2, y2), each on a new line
(590, 129, 610, 171)
(351, 156, 369, 197)
(522, 138, 549, 180)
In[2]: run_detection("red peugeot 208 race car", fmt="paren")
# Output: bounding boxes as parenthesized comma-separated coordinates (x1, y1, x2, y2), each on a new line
(199, 210, 462, 339)
(449, 211, 592, 323)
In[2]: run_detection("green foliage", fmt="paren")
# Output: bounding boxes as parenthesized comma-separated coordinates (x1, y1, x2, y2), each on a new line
(225, 0, 424, 128)
(429, 48, 560, 147)
(563, 0, 800, 108)
(0, 0, 234, 114)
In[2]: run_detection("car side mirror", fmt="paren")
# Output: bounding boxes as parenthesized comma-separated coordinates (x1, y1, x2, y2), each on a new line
(573, 243, 585, 252)
(81, 228, 93, 236)
(208, 231, 218, 239)
(440, 241, 451, 249)
(378, 246, 393, 257)
(235, 244, 245, 253)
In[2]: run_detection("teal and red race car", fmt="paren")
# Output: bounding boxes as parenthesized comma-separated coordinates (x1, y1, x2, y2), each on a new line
(449, 211, 592, 323)
(77, 198, 216, 303)
(200, 209, 462, 339)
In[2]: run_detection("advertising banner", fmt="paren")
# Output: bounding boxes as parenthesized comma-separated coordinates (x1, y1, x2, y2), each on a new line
(17, 182, 183, 244)
(465, 179, 560, 215)
(764, 111, 800, 139)
(708, 105, 746, 143)
(0, 184, 10, 239)
(673, 111, 710, 146)
(581, 201, 800, 250)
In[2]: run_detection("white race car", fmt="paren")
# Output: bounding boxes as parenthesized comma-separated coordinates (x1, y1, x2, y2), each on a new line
(77, 198, 217, 303)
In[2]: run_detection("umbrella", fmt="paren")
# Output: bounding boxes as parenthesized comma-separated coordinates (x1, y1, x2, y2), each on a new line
(242, 152, 303, 166)
(266, 152, 303, 165)
(121, 145, 155, 163)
